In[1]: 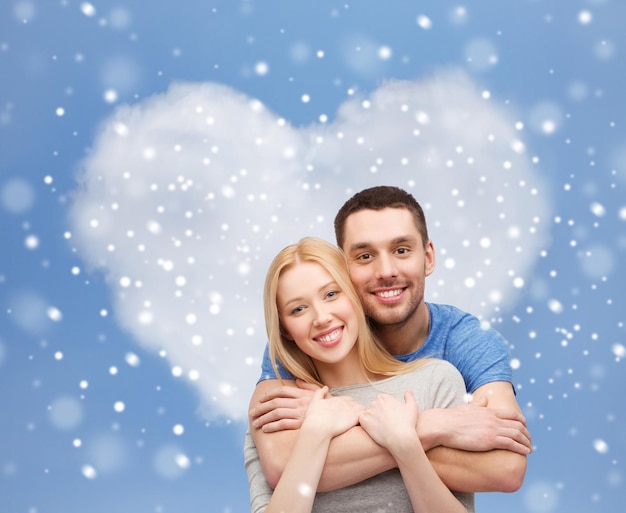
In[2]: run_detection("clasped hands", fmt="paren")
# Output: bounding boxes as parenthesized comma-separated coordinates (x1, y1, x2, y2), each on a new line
(249, 379, 533, 455)
(282, 384, 420, 454)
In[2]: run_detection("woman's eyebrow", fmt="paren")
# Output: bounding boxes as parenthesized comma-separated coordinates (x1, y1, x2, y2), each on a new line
(280, 281, 338, 309)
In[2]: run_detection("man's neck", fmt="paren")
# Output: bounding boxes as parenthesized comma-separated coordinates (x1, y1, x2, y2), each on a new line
(374, 304, 430, 356)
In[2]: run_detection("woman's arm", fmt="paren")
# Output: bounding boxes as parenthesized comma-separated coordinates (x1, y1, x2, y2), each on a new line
(262, 387, 364, 513)
(250, 380, 396, 491)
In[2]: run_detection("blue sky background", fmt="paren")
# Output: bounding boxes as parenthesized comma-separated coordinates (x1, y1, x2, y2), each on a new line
(1, 1, 625, 512)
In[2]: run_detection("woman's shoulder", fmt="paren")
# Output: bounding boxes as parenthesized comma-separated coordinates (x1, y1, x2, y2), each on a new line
(421, 357, 462, 374)
(383, 359, 464, 390)
(421, 358, 465, 383)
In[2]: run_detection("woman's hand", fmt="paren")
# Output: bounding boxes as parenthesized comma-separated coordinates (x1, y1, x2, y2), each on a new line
(359, 390, 421, 453)
(302, 387, 364, 438)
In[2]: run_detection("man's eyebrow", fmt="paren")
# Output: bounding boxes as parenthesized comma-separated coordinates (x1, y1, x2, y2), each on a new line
(391, 235, 418, 245)
(347, 235, 418, 253)
(346, 241, 372, 253)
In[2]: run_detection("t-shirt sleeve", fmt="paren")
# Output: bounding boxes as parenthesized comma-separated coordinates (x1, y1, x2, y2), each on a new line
(428, 360, 467, 409)
(258, 343, 296, 383)
(446, 313, 513, 393)
(244, 430, 273, 513)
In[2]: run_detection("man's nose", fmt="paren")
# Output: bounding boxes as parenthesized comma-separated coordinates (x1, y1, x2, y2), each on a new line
(374, 253, 398, 279)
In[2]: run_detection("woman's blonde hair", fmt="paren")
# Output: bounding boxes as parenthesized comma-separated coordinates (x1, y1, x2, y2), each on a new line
(264, 237, 424, 386)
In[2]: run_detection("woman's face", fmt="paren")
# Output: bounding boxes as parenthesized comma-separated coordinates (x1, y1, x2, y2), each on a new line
(277, 261, 359, 366)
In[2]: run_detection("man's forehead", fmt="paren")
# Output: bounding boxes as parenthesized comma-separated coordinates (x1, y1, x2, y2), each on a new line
(344, 208, 417, 234)
(343, 209, 421, 249)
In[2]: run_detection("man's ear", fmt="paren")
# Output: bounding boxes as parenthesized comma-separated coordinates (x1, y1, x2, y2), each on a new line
(424, 240, 436, 277)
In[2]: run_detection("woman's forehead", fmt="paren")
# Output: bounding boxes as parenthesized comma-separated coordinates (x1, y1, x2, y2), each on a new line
(277, 262, 333, 303)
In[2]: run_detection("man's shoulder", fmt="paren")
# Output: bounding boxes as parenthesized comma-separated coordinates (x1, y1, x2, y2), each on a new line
(427, 301, 466, 315)
(426, 302, 473, 325)
(426, 302, 503, 342)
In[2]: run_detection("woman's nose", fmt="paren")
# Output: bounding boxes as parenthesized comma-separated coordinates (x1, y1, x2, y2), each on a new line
(313, 308, 332, 328)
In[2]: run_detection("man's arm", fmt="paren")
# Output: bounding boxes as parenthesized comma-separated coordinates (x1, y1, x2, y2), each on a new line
(250, 379, 530, 493)
(427, 446, 525, 493)
(249, 380, 299, 488)
(319, 381, 528, 493)
(417, 392, 531, 454)
(424, 381, 529, 493)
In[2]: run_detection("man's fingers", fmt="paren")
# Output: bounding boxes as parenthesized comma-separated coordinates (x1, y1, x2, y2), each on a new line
(261, 418, 303, 433)
(498, 418, 532, 448)
(496, 423, 533, 453)
(503, 418, 532, 446)
(497, 434, 533, 455)
(514, 428, 533, 451)
(260, 386, 307, 402)
(295, 379, 322, 392)
(252, 404, 303, 428)
(312, 385, 328, 399)
(249, 398, 281, 419)
(251, 398, 301, 422)
(495, 409, 527, 424)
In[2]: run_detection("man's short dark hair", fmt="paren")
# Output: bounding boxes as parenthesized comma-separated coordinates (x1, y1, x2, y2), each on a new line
(334, 185, 429, 249)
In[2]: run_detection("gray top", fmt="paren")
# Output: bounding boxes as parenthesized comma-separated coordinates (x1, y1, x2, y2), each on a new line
(245, 359, 475, 513)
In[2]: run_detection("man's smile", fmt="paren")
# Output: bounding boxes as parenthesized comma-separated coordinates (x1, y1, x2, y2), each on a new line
(373, 288, 405, 299)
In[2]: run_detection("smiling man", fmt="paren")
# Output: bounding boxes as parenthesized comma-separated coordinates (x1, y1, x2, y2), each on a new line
(246, 185, 531, 497)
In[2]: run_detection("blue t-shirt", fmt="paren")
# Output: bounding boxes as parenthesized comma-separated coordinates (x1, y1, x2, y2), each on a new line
(258, 302, 513, 394)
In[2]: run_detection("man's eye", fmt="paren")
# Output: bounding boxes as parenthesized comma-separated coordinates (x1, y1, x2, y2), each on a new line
(357, 253, 372, 261)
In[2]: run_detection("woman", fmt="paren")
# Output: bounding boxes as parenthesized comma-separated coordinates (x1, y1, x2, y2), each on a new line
(246, 237, 473, 513)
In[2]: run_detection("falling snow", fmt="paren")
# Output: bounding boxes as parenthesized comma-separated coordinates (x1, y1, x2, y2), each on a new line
(1, 2, 625, 513)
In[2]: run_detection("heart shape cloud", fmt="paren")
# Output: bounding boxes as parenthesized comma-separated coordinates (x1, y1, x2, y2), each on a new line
(69, 69, 550, 422)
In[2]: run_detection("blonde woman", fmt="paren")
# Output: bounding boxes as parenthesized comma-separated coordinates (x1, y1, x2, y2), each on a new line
(245, 237, 473, 513)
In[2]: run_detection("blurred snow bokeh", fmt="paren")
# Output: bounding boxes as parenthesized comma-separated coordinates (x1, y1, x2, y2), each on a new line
(1, 178, 35, 214)
(2, 1, 625, 511)
(68, 69, 550, 422)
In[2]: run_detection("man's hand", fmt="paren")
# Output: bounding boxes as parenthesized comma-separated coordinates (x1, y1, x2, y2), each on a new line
(249, 379, 320, 433)
(418, 394, 532, 455)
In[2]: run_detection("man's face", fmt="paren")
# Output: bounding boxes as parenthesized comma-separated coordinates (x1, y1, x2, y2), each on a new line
(341, 207, 435, 328)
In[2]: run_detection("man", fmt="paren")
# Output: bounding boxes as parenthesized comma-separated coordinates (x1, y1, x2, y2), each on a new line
(247, 185, 531, 495)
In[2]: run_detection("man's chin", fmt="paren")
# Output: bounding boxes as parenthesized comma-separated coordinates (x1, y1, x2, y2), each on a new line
(366, 312, 410, 329)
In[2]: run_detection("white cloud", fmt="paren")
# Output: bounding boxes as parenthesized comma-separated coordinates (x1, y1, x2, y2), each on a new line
(68, 70, 551, 422)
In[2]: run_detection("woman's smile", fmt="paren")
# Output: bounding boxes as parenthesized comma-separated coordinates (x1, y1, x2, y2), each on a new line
(313, 326, 344, 347)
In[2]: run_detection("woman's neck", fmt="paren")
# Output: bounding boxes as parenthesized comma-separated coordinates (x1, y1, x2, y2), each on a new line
(314, 347, 373, 388)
